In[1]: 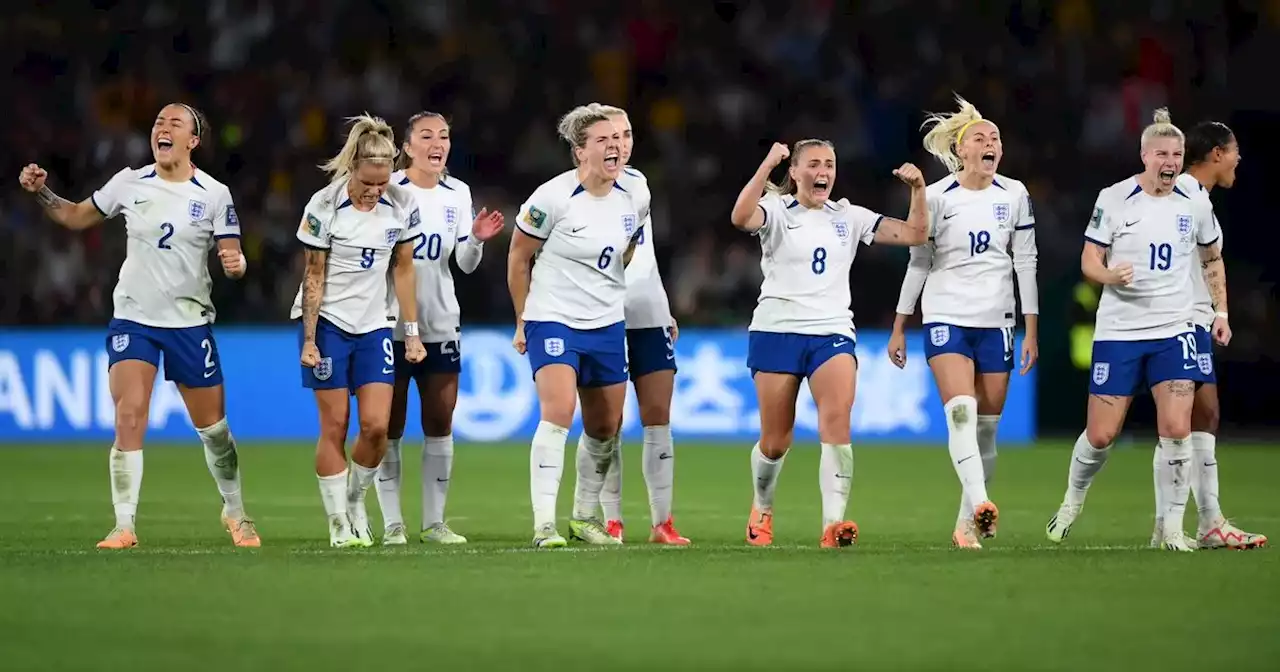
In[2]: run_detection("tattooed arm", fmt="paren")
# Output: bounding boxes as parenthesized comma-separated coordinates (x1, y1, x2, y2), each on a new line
(1198, 242, 1228, 315)
(300, 246, 328, 349)
(18, 164, 105, 230)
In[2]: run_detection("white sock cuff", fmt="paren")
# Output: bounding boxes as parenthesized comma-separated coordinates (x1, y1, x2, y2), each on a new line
(351, 461, 378, 477)
(535, 421, 569, 440)
(1190, 431, 1216, 455)
(752, 442, 783, 464)
(318, 469, 347, 483)
(196, 417, 230, 440)
(424, 435, 454, 457)
(977, 414, 1001, 427)
(643, 424, 671, 441)
(1159, 435, 1193, 460)
(1075, 433, 1110, 462)
(582, 434, 613, 457)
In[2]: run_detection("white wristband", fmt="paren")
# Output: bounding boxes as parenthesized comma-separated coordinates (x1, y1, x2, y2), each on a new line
(1214, 311, 1228, 321)
(403, 322, 419, 337)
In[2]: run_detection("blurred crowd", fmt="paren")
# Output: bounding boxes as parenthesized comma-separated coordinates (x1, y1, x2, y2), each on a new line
(3, 0, 1276, 357)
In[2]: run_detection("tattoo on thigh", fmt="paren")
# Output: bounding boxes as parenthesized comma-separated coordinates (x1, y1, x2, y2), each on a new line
(1089, 394, 1122, 407)
(1166, 380, 1196, 397)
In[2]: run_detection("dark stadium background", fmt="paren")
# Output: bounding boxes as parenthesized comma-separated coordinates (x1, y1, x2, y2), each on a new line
(2, 0, 1277, 436)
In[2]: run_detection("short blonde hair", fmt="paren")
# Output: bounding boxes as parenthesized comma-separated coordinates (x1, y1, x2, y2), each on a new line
(556, 105, 613, 166)
(592, 103, 627, 118)
(320, 114, 397, 180)
(1141, 107, 1184, 149)
(765, 139, 835, 196)
(921, 95, 992, 174)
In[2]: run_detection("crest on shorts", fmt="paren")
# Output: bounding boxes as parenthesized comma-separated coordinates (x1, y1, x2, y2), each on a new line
(111, 334, 130, 353)
(622, 214, 637, 237)
(385, 228, 400, 246)
(188, 199, 207, 221)
(544, 338, 565, 357)
(832, 220, 850, 241)
(1177, 214, 1192, 237)
(993, 203, 1011, 224)
(929, 325, 950, 347)
(314, 357, 333, 381)
(1198, 353, 1213, 376)
(443, 206, 458, 232)
(1092, 362, 1110, 385)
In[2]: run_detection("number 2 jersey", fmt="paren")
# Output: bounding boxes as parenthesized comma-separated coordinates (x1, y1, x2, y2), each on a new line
(749, 192, 883, 340)
(92, 164, 240, 328)
(290, 179, 420, 335)
(895, 174, 1038, 327)
(1085, 176, 1218, 342)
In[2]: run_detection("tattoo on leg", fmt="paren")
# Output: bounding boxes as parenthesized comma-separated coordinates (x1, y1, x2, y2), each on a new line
(1166, 380, 1196, 397)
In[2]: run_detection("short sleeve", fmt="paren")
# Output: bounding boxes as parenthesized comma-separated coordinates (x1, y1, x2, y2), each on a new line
(925, 192, 945, 239)
(1084, 191, 1114, 248)
(1015, 187, 1036, 231)
(297, 193, 331, 249)
(516, 185, 557, 240)
(214, 187, 241, 240)
(848, 203, 883, 246)
(90, 168, 132, 219)
(755, 193, 789, 237)
(1195, 202, 1219, 247)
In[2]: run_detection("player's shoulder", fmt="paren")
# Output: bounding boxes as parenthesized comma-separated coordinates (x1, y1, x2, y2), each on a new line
(1175, 173, 1210, 202)
(618, 165, 648, 190)
(925, 175, 958, 199)
(192, 167, 232, 199)
(1096, 176, 1140, 205)
(993, 173, 1029, 196)
(439, 174, 472, 197)
(828, 197, 871, 216)
(384, 182, 420, 214)
(531, 170, 579, 204)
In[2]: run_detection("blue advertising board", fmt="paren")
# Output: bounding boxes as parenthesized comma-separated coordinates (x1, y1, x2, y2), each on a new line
(0, 328, 1035, 443)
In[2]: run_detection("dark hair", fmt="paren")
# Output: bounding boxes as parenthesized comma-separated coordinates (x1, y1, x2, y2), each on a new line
(1185, 121, 1234, 166)
(766, 139, 835, 196)
(396, 111, 449, 171)
(174, 103, 208, 148)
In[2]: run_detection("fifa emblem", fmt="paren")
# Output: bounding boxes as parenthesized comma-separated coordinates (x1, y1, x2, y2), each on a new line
(1092, 362, 1110, 385)
(408, 207, 422, 229)
(110, 334, 130, 353)
(929, 325, 950, 347)
(544, 338, 565, 357)
(622, 214, 637, 237)
(832, 220, 850, 241)
(993, 203, 1011, 224)
(314, 357, 333, 381)
(1177, 215, 1192, 237)
(1198, 353, 1213, 376)
(444, 206, 458, 231)
(188, 200, 207, 221)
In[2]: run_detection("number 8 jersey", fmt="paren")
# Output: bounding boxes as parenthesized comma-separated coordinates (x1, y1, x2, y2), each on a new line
(749, 192, 883, 340)
(1085, 176, 1218, 341)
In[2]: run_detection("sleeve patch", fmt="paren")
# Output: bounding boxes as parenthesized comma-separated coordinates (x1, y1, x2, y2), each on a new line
(523, 205, 547, 229)
(226, 205, 240, 229)
(1089, 207, 1103, 228)
(303, 213, 322, 236)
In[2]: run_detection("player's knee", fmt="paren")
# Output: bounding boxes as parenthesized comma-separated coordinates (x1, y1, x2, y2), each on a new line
(1157, 416, 1192, 440)
(816, 407, 851, 444)
(317, 412, 349, 441)
(359, 417, 389, 445)
(759, 431, 793, 459)
(421, 412, 452, 438)
(1084, 426, 1117, 450)
(114, 398, 148, 433)
(583, 417, 620, 441)
(637, 400, 670, 427)
(1191, 398, 1220, 434)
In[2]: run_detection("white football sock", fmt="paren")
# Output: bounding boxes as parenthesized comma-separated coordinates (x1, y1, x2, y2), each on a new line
(642, 424, 675, 526)
(573, 434, 614, 519)
(1065, 431, 1110, 508)
(375, 438, 404, 529)
(819, 442, 854, 527)
(346, 462, 377, 532)
(599, 435, 623, 522)
(945, 396, 988, 515)
(317, 469, 348, 525)
(1151, 443, 1164, 526)
(108, 446, 143, 529)
(751, 443, 785, 511)
(958, 415, 1000, 525)
(530, 421, 569, 529)
(1157, 435, 1193, 535)
(422, 435, 454, 527)
(196, 417, 244, 519)
(1190, 431, 1221, 528)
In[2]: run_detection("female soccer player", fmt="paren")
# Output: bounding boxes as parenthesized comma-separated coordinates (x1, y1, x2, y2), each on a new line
(887, 96, 1039, 549)
(1158, 122, 1264, 549)
(373, 112, 505, 546)
(508, 104, 648, 548)
(292, 114, 426, 548)
(579, 103, 689, 545)
(730, 139, 928, 548)
(18, 103, 259, 549)
(1045, 109, 1225, 551)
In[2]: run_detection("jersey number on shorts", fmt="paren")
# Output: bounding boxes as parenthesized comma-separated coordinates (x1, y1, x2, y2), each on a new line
(1148, 243, 1173, 271)
(968, 230, 991, 256)
(158, 222, 175, 249)
(383, 338, 394, 369)
(1177, 332, 1198, 362)
(413, 233, 443, 261)
(200, 338, 216, 375)
(811, 247, 827, 274)
(598, 246, 614, 270)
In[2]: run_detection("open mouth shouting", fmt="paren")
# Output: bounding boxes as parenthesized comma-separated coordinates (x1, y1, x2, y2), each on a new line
(812, 177, 830, 199)
(981, 151, 997, 171)
(604, 150, 619, 170)
(426, 150, 445, 168)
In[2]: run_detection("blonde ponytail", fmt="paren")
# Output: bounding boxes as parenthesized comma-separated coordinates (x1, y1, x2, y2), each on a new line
(320, 114, 398, 180)
(1140, 107, 1184, 149)
(921, 95, 988, 174)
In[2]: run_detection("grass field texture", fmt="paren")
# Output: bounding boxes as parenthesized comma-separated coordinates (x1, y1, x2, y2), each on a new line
(1, 440, 1277, 671)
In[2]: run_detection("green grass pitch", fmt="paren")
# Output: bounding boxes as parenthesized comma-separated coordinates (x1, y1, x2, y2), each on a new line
(1, 440, 1277, 671)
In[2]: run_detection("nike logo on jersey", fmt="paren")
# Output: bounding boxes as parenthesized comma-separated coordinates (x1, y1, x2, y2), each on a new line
(134, 198, 148, 204)
(571, 225, 587, 233)
(943, 213, 957, 220)
(1124, 220, 1140, 227)
(786, 221, 803, 229)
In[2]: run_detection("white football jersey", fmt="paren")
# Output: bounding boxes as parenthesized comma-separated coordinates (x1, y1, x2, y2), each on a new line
(92, 165, 239, 328)
(290, 179, 420, 334)
(617, 167, 673, 330)
(903, 175, 1037, 328)
(515, 170, 649, 330)
(1085, 176, 1218, 341)
(385, 171, 479, 343)
(1176, 173, 1225, 328)
(748, 192, 882, 340)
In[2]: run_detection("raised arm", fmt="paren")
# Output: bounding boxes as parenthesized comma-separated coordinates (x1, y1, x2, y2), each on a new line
(457, 206, 505, 274)
(731, 143, 791, 233)
(873, 164, 928, 246)
(19, 164, 106, 231)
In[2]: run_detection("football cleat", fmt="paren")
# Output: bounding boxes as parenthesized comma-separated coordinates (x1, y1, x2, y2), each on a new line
(649, 517, 690, 545)
(605, 519, 625, 542)
(96, 527, 138, 550)
(746, 507, 773, 547)
(532, 523, 567, 549)
(1046, 503, 1081, 544)
(568, 517, 622, 545)
(952, 520, 982, 549)
(1199, 519, 1267, 550)
(222, 514, 261, 548)
(820, 520, 859, 548)
(973, 501, 999, 539)
(383, 523, 408, 546)
(420, 522, 467, 545)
